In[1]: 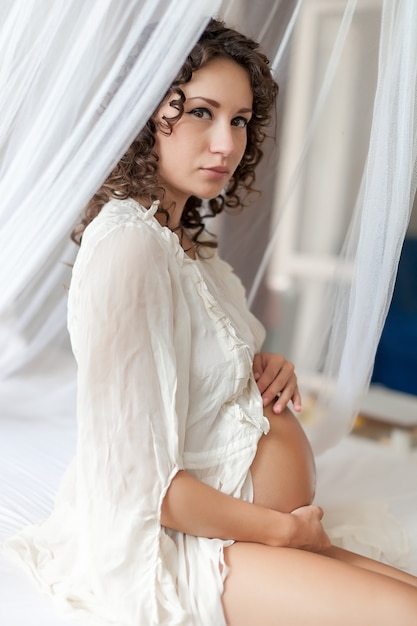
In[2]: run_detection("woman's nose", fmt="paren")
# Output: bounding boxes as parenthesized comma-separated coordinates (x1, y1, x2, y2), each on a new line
(209, 122, 236, 156)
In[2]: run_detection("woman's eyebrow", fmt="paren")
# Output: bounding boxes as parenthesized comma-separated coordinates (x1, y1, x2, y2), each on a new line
(187, 96, 252, 114)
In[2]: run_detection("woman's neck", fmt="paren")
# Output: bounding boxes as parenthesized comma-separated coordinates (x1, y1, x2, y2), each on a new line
(155, 198, 185, 231)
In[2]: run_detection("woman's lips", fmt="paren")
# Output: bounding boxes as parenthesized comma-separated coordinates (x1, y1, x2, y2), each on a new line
(200, 166, 230, 179)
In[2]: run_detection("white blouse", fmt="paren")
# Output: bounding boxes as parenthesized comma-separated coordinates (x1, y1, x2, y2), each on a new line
(8, 198, 270, 625)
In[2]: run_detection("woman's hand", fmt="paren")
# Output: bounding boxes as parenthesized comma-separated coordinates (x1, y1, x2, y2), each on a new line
(253, 352, 301, 414)
(289, 505, 332, 553)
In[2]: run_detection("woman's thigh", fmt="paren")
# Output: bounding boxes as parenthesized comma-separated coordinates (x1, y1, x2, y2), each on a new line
(326, 545, 417, 588)
(222, 542, 417, 626)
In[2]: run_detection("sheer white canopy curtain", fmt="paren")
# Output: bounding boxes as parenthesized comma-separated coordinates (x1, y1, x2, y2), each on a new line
(0, 0, 416, 452)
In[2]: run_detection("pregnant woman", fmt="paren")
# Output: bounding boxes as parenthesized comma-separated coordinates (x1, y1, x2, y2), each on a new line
(8, 18, 417, 626)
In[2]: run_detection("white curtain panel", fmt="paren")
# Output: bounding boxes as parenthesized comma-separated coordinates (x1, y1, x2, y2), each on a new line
(0, 0, 415, 453)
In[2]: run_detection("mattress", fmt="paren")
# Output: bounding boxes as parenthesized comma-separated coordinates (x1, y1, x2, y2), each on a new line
(1, 387, 416, 625)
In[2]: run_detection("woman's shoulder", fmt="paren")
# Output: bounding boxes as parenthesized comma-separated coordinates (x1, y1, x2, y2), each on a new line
(81, 198, 173, 256)
(84, 198, 160, 242)
(72, 198, 178, 283)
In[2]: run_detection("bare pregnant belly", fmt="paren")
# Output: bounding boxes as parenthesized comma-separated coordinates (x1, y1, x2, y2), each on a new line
(250, 404, 316, 513)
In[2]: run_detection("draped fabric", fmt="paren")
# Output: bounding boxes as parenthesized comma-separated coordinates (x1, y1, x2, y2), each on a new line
(0, 0, 416, 448)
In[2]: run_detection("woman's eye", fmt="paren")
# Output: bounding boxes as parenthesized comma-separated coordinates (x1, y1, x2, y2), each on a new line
(232, 116, 249, 128)
(189, 107, 212, 120)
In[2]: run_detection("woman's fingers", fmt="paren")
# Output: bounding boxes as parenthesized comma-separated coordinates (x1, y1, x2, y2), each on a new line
(255, 354, 291, 396)
(253, 353, 286, 393)
(291, 386, 302, 413)
(272, 382, 301, 414)
(253, 352, 302, 413)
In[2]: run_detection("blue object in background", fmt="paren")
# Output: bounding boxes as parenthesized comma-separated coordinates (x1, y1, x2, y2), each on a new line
(371, 237, 417, 396)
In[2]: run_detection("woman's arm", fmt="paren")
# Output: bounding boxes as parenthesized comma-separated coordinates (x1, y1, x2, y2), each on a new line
(161, 470, 331, 553)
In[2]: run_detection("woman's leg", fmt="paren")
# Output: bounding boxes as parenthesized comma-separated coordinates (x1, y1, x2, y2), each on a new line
(326, 545, 417, 588)
(222, 542, 417, 626)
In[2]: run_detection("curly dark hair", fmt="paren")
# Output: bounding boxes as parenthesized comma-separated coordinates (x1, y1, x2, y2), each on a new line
(72, 18, 278, 246)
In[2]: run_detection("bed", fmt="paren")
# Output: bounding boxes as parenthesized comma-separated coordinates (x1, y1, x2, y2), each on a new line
(1, 373, 416, 625)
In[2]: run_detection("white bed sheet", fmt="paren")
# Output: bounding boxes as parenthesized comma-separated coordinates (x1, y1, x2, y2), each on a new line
(0, 412, 76, 626)
(316, 436, 417, 575)
(1, 401, 416, 625)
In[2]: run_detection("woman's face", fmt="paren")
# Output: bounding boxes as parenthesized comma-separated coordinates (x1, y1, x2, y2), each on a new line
(154, 57, 253, 210)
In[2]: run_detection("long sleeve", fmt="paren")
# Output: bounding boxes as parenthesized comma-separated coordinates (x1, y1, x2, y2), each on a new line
(67, 219, 191, 624)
